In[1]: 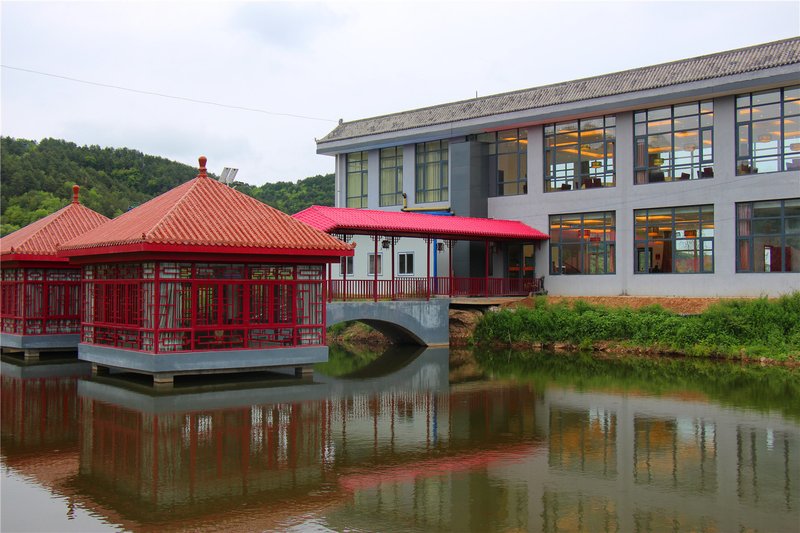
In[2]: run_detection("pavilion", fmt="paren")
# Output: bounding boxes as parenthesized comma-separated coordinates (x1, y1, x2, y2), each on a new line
(293, 205, 549, 301)
(59, 157, 353, 385)
(1, 186, 109, 358)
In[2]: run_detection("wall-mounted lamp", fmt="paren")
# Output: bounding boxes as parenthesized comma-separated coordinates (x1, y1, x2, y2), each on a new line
(436, 242, 444, 252)
(381, 239, 390, 249)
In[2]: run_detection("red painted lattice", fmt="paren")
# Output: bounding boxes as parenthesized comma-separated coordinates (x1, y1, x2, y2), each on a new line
(81, 261, 326, 353)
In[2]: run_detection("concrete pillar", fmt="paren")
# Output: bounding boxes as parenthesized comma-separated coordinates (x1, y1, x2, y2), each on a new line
(295, 366, 313, 378)
(153, 373, 174, 388)
(91, 363, 110, 376)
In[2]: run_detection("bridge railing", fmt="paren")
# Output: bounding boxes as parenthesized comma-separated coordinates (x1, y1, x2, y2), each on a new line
(328, 276, 543, 301)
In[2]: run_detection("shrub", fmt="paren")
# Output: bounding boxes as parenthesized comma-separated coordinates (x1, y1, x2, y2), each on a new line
(473, 293, 800, 360)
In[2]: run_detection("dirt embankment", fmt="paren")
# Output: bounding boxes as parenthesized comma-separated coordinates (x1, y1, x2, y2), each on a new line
(506, 295, 736, 315)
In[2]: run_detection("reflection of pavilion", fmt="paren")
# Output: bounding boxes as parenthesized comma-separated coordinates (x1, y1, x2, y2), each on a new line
(66, 347, 542, 529)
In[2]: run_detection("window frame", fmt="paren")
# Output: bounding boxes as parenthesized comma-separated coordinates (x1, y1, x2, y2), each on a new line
(633, 205, 715, 274)
(549, 211, 616, 275)
(346, 151, 369, 208)
(481, 129, 528, 197)
(736, 198, 799, 272)
(339, 256, 354, 276)
(735, 86, 800, 175)
(379, 146, 404, 207)
(415, 140, 449, 204)
(634, 101, 714, 184)
(544, 115, 616, 192)
(367, 253, 383, 276)
(398, 251, 415, 276)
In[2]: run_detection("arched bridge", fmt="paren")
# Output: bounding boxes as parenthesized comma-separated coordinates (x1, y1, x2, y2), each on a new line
(326, 299, 450, 347)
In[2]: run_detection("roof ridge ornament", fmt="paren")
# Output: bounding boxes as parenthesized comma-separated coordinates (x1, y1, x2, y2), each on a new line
(198, 155, 208, 178)
(72, 184, 80, 204)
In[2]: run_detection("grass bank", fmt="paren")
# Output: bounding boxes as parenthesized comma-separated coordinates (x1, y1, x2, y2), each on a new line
(473, 292, 800, 363)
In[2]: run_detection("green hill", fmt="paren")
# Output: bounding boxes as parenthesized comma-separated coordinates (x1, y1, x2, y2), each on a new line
(0, 137, 334, 236)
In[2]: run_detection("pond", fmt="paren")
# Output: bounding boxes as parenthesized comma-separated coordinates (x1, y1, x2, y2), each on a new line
(1, 347, 798, 532)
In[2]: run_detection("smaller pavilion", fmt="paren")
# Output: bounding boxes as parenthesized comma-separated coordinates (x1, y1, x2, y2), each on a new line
(293, 205, 549, 301)
(59, 157, 353, 385)
(1, 186, 109, 358)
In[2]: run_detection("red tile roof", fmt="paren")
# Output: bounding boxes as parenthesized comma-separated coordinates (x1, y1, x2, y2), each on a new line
(1, 186, 110, 262)
(60, 157, 353, 258)
(293, 205, 549, 241)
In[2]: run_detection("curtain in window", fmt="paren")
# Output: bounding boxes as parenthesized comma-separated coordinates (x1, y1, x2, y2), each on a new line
(737, 203, 753, 270)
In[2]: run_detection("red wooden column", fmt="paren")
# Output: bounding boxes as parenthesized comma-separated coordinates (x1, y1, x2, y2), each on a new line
(373, 233, 379, 302)
(484, 240, 490, 297)
(391, 237, 396, 301)
(342, 238, 348, 302)
(448, 240, 454, 297)
(426, 237, 431, 300)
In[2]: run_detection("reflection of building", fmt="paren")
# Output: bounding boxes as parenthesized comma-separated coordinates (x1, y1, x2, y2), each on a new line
(3, 353, 797, 532)
(0, 187, 108, 357)
(524, 389, 800, 532)
(316, 38, 800, 296)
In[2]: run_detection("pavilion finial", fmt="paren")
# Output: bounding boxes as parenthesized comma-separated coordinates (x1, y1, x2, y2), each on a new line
(198, 156, 208, 178)
(72, 185, 80, 204)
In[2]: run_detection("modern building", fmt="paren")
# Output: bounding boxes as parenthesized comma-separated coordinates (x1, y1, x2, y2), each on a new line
(316, 38, 800, 297)
(58, 157, 353, 385)
(0, 186, 109, 356)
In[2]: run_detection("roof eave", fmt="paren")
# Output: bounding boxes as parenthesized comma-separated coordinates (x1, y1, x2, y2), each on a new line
(316, 64, 799, 154)
(59, 242, 353, 259)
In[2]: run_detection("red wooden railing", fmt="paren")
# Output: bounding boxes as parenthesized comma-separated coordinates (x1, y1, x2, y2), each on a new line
(328, 276, 543, 301)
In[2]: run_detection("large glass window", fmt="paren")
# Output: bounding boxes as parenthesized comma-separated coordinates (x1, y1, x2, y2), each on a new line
(549, 211, 616, 275)
(736, 86, 800, 174)
(634, 205, 714, 274)
(380, 147, 404, 206)
(415, 140, 448, 203)
(736, 198, 800, 272)
(479, 129, 528, 196)
(346, 151, 368, 208)
(634, 102, 714, 184)
(545, 116, 615, 192)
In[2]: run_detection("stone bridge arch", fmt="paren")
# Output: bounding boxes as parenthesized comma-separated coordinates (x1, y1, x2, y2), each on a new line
(326, 300, 450, 347)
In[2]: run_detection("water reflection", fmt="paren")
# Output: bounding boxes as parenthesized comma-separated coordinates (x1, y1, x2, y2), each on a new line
(1, 349, 798, 532)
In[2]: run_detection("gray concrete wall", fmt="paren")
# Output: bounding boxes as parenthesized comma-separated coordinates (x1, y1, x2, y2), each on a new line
(327, 299, 450, 347)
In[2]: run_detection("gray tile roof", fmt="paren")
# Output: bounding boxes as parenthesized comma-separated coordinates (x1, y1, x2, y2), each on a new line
(318, 37, 800, 145)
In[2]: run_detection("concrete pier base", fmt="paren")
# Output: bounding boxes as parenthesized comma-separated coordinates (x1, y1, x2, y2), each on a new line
(295, 366, 313, 378)
(91, 363, 110, 376)
(153, 374, 174, 388)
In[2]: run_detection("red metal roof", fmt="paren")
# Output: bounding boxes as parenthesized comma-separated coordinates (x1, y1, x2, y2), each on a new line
(59, 157, 353, 258)
(293, 205, 549, 241)
(1, 186, 110, 262)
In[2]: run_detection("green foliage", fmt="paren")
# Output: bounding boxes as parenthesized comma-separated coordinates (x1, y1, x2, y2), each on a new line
(474, 293, 800, 360)
(0, 136, 335, 236)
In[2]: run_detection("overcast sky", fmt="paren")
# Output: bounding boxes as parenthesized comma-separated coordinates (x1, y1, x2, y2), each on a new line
(2, 1, 798, 186)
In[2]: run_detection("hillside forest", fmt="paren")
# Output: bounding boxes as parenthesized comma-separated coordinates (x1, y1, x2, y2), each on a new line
(0, 137, 335, 236)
